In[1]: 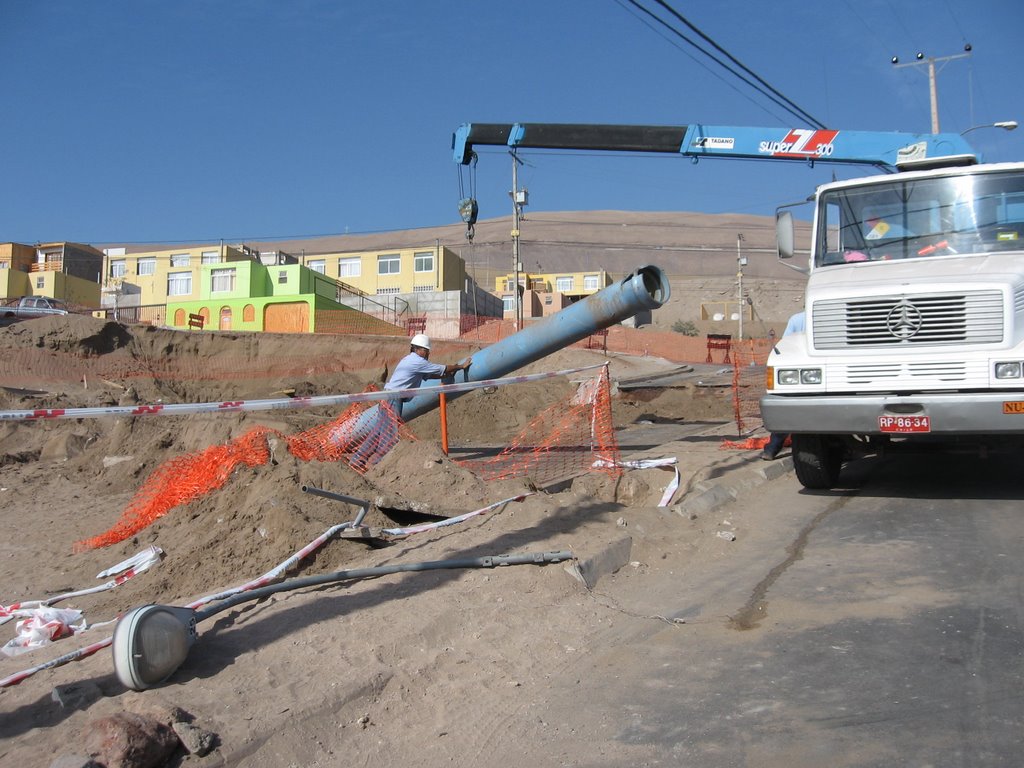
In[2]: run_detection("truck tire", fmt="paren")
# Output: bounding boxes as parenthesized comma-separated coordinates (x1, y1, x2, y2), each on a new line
(792, 434, 843, 490)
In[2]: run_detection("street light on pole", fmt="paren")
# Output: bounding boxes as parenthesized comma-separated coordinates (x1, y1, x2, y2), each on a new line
(736, 233, 746, 342)
(509, 151, 528, 331)
(961, 120, 1018, 136)
(891, 45, 972, 134)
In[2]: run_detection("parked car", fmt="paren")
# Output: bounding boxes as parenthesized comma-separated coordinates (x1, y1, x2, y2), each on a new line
(1, 296, 70, 320)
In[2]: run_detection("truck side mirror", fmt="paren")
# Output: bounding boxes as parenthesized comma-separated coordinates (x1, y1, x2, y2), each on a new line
(776, 210, 794, 260)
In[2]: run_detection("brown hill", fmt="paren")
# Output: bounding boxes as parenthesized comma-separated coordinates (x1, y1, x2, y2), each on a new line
(245, 210, 809, 329)
(112, 210, 810, 329)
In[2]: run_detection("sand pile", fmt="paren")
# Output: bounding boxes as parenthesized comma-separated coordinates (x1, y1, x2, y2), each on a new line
(0, 315, 743, 766)
(0, 317, 730, 634)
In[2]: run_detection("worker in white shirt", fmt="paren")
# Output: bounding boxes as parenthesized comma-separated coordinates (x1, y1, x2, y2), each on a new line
(384, 333, 471, 419)
(351, 334, 471, 468)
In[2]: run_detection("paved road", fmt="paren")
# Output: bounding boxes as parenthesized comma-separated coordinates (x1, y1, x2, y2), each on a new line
(508, 450, 1024, 767)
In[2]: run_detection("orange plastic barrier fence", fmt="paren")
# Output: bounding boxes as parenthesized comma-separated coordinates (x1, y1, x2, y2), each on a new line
(729, 338, 774, 435)
(0, 314, 780, 390)
(313, 309, 407, 336)
(73, 427, 274, 551)
(458, 367, 620, 486)
(720, 436, 770, 451)
(74, 370, 619, 550)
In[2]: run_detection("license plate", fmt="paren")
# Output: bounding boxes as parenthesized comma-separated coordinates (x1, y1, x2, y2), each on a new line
(879, 415, 931, 433)
(1003, 401, 1024, 414)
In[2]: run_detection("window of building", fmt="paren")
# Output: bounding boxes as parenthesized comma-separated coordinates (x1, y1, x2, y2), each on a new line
(502, 295, 516, 312)
(376, 287, 401, 295)
(35, 277, 45, 289)
(243, 304, 255, 322)
(110, 259, 126, 278)
(278, 271, 288, 284)
(308, 259, 326, 274)
(583, 274, 600, 290)
(414, 251, 434, 272)
(556, 276, 573, 292)
(201, 250, 220, 264)
(211, 268, 236, 292)
(137, 258, 156, 276)
(174, 308, 186, 326)
(171, 253, 190, 267)
(412, 285, 434, 293)
(338, 257, 361, 278)
(378, 253, 400, 275)
(167, 271, 192, 296)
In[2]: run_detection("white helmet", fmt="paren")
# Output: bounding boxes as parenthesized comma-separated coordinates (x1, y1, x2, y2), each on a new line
(410, 333, 431, 350)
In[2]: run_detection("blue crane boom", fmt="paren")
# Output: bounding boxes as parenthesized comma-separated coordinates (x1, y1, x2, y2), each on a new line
(452, 122, 977, 171)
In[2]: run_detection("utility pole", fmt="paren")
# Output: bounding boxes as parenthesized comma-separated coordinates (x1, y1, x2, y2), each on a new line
(892, 45, 971, 133)
(736, 233, 746, 341)
(510, 151, 527, 331)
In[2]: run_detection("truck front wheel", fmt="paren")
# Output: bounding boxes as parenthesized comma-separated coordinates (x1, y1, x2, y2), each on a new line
(791, 434, 843, 490)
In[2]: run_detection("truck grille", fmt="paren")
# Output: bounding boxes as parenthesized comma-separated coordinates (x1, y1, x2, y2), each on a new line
(832, 360, 988, 388)
(812, 290, 1004, 349)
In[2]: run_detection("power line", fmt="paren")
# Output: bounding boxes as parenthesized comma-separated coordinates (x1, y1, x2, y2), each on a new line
(620, 0, 826, 128)
(611, 0, 795, 126)
(649, 0, 827, 128)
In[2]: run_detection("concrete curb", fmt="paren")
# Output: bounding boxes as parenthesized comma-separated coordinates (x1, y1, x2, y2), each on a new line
(672, 456, 793, 519)
(565, 535, 633, 589)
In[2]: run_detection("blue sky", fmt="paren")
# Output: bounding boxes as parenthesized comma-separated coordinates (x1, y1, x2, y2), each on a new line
(2, 0, 1022, 245)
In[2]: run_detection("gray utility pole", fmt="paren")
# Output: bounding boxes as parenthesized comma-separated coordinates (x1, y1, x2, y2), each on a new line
(736, 233, 746, 342)
(892, 46, 971, 134)
(510, 151, 527, 331)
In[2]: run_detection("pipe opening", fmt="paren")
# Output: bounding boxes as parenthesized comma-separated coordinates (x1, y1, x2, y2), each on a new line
(636, 265, 670, 305)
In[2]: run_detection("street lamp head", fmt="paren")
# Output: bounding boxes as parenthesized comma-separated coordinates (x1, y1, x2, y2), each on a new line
(961, 121, 1019, 136)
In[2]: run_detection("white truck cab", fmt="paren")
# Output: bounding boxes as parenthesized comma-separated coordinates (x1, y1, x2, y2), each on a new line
(762, 161, 1024, 489)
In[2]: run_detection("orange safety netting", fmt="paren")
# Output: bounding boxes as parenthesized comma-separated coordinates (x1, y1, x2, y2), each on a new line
(720, 436, 770, 451)
(728, 338, 774, 436)
(73, 428, 273, 552)
(458, 367, 620, 486)
(73, 393, 414, 551)
(0, 321, 790, 390)
(74, 370, 619, 551)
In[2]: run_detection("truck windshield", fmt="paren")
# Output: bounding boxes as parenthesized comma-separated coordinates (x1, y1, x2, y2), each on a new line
(817, 168, 1024, 266)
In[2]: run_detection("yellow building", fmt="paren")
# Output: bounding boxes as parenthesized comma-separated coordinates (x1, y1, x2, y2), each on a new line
(302, 245, 465, 295)
(494, 269, 613, 319)
(103, 243, 467, 309)
(165, 259, 357, 334)
(99, 241, 499, 331)
(99, 243, 250, 322)
(0, 242, 103, 308)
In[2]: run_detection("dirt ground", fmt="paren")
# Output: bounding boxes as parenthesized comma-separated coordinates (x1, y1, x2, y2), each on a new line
(0, 316, 744, 766)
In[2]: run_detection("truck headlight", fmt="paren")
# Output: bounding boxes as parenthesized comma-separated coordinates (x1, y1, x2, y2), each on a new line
(995, 361, 1023, 379)
(776, 368, 822, 386)
(778, 369, 801, 385)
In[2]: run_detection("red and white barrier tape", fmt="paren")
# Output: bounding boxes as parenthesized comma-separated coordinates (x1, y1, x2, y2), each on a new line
(0, 364, 606, 422)
(0, 636, 113, 688)
(0, 546, 163, 625)
(186, 522, 352, 609)
(593, 456, 680, 507)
